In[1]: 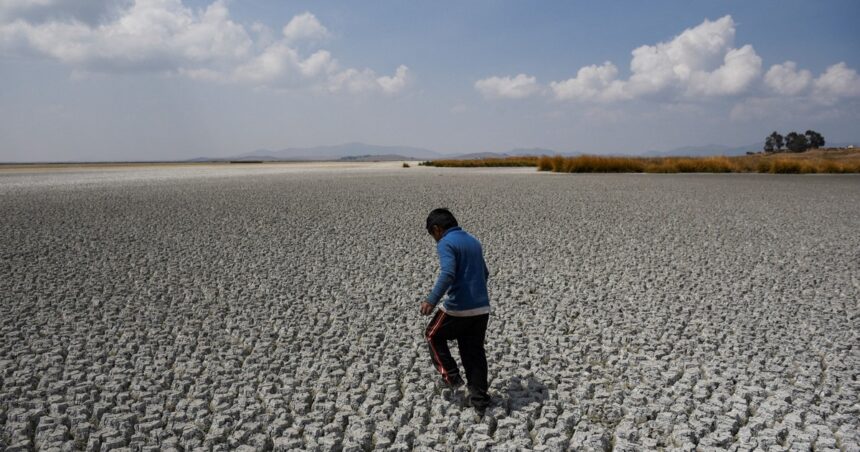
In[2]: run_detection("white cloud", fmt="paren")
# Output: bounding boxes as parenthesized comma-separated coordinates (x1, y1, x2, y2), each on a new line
(376, 65, 409, 94)
(761, 61, 860, 106)
(733, 63, 860, 120)
(282, 11, 328, 43)
(327, 64, 410, 94)
(485, 14, 858, 112)
(550, 62, 627, 102)
(553, 15, 761, 102)
(483, 15, 766, 103)
(686, 44, 762, 96)
(474, 74, 539, 99)
(0, 0, 253, 72)
(298, 50, 334, 77)
(764, 61, 813, 96)
(813, 62, 860, 101)
(0, 1, 408, 95)
(625, 15, 740, 98)
(230, 43, 299, 84)
(328, 68, 379, 93)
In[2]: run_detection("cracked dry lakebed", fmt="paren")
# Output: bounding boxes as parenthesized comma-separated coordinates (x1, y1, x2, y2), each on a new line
(1, 164, 859, 451)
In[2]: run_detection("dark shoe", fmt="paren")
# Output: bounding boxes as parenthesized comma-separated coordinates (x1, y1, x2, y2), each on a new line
(444, 375, 465, 389)
(469, 402, 488, 418)
(436, 374, 465, 391)
(468, 387, 490, 412)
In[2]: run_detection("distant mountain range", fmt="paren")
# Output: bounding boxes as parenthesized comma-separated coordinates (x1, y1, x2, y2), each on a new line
(191, 141, 860, 162)
(190, 143, 577, 162)
(190, 142, 443, 162)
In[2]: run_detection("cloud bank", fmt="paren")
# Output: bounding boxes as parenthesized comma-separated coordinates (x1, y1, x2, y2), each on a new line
(477, 15, 860, 108)
(0, 0, 408, 94)
(474, 74, 539, 100)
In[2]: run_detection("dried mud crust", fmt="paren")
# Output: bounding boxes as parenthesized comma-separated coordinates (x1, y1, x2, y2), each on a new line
(1, 170, 859, 451)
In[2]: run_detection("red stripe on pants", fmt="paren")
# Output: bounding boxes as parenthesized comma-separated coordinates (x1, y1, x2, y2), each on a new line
(426, 312, 451, 383)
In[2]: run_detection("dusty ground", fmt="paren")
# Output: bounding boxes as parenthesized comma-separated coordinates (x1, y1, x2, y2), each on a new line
(1, 164, 858, 451)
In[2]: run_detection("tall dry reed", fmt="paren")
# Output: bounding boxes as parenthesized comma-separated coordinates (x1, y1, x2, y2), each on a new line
(425, 150, 860, 174)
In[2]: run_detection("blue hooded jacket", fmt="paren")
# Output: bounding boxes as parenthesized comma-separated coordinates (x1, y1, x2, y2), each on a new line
(426, 226, 491, 316)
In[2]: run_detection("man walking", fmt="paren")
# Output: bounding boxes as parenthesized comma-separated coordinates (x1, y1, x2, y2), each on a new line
(421, 208, 491, 412)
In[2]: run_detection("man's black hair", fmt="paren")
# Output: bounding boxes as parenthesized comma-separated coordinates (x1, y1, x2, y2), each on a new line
(426, 208, 458, 232)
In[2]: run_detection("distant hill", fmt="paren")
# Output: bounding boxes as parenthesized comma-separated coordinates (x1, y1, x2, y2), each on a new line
(193, 144, 575, 162)
(449, 149, 576, 160)
(450, 152, 509, 160)
(505, 147, 564, 156)
(338, 154, 415, 162)
(239, 142, 442, 161)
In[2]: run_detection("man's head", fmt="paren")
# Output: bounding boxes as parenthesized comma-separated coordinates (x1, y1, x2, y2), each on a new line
(426, 208, 458, 242)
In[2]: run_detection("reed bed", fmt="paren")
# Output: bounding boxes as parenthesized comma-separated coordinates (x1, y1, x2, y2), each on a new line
(423, 149, 860, 173)
(536, 154, 860, 174)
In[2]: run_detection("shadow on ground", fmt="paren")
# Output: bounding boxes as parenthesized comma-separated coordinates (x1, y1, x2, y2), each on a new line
(501, 375, 550, 412)
(441, 375, 550, 414)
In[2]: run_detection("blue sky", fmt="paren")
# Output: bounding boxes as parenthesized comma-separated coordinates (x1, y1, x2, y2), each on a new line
(1, 0, 859, 161)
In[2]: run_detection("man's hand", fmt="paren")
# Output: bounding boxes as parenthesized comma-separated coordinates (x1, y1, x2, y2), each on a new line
(420, 301, 435, 316)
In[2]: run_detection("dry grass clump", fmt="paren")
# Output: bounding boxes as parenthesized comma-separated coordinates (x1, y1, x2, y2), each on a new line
(536, 156, 554, 171)
(658, 156, 736, 173)
(743, 149, 860, 173)
(534, 150, 860, 174)
(535, 155, 737, 173)
(559, 155, 646, 173)
(427, 148, 860, 173)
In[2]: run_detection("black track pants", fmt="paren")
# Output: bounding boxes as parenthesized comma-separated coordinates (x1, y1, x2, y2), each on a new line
(424, 310, 490, 407)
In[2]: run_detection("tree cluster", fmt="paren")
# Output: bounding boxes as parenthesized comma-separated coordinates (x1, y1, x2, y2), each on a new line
(764, 130, 825, 153)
